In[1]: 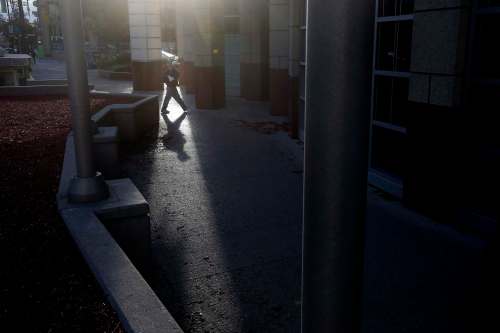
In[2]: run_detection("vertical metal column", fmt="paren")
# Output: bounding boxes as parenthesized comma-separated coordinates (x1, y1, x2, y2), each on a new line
(301, 0, 375, 332)
(39, 0, 51, 56)
(61, 0, 108, 203)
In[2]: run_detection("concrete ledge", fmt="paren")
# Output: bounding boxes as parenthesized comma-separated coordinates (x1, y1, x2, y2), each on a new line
(26, 79, 69, 86)
(60, 208, 183, 333)
(57, 133, 183, 333)
(91, 92, 159, 143)
(0, 84, 94, 96)
(98, 69, 133, 81)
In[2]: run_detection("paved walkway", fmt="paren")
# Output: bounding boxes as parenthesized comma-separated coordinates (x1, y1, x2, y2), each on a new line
(122, 92, 490, 333)
(124, 94, 302, 332)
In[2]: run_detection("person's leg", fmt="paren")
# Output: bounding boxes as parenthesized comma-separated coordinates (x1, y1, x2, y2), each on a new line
(171, 87, 188, 111)
(161, 89, 172, 113)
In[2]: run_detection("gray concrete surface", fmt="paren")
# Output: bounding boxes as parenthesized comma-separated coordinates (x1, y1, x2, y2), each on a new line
(57, 131, 183, 333)
(121, 92, 490, 333)
(123, 94, 301, 333)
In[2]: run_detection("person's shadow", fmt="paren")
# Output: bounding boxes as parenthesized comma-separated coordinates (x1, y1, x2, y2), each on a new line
(161, 111, 190, 162)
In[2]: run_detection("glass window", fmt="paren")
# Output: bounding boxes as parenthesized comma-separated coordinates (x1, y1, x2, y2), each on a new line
(371, 126, 407, 178)
(376, 21, 413, 71)
(374, 76, 409, 127)
(396, 20, 413, 71)
(376, 23, 397, 70)
(474, 15, 500, 79)
(378, 0, 414, 17)
(371, 0, 414, 180)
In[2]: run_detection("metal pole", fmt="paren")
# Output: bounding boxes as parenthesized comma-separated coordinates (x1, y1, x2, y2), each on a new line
(301, 0, 375, 332)
(61, 0, 108, 203)
(39, 0, 51, 56)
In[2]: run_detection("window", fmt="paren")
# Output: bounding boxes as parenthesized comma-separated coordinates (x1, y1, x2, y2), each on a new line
(370, 0, 414, 181)
(463, 0, 500, 217)
(376, 20, 412, 71)
(373, 76, 409, 128)
(473, 15, 500, 78)
(378, 0, 414, 17)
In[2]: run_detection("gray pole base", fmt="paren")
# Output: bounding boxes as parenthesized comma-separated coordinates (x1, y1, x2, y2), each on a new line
(68, 172, 109, 203)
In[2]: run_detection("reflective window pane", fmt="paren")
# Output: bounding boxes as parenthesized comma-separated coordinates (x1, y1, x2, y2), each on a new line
(374, 76, 409, 128)
(474, 16, 500, 79)
(378, 0, 414, 17)
(396, 20, 413, 71)
(376, 23, 396, 70)
(371, 127, 407, 178)
(376, 21, 413, 71)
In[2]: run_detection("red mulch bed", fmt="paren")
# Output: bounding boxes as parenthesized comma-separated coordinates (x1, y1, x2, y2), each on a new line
(0, 96, 128, 332)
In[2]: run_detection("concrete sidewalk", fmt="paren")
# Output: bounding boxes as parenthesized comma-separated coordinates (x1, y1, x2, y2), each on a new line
(122, 92, 491, 333)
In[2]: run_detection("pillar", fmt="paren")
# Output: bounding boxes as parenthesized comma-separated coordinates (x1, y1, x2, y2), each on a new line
(192, 0, 225, 109)
(61, 0, 108, 203)
(39, 0, 51, 56)
(301, 0, 374, 332)
(239, 0, 269, 101)
(128, 0, 163, 91)
(269, 0, 289, 115)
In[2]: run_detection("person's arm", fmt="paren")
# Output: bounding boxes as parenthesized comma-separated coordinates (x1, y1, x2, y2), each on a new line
(173, 69, 180, 86)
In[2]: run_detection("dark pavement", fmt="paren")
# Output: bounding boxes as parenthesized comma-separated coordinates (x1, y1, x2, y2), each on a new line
(122, 91, 490, 333)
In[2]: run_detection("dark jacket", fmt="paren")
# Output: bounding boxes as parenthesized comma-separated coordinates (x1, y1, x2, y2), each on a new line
(164, 68, 180, 87)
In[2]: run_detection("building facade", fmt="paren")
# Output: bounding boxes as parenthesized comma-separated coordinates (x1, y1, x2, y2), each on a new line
(34, 0, 497, 227)
(170, 0, 498, 229)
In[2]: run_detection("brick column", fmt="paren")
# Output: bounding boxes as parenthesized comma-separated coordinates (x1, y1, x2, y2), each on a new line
(192, 0, 225, 109)
(128, 0, 163, 91)
(269, 0, 289, 115)
(240, 0, 269, 101)
(406, 0, 470, 216)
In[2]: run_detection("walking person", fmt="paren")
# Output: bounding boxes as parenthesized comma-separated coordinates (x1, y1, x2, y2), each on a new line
(161, 62, 189, 114)
(30, 47, 37, 64)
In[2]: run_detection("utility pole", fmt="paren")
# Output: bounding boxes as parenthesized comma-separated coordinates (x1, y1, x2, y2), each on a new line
(38, 0, 51, 56)
(16, 0, 24, 52)
(61, 0, 108, 203)
(301, 0, 375, 332)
